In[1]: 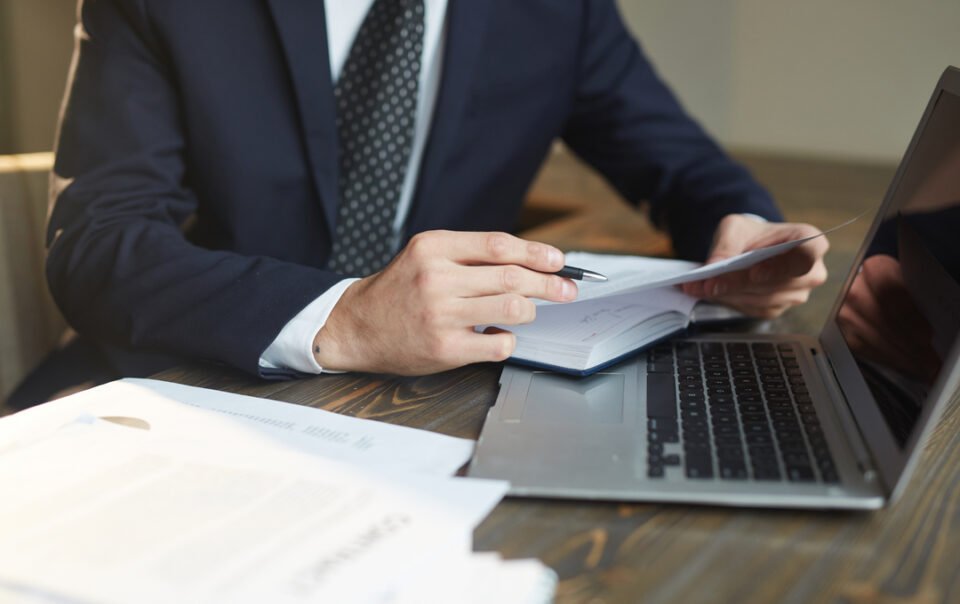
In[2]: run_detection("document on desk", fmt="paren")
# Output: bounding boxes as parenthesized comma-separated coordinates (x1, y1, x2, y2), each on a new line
(382, 552, 557, 604)
(0, 379, 475, 476)
(557, 214, 861, 305)
(0, 418, 511, 604)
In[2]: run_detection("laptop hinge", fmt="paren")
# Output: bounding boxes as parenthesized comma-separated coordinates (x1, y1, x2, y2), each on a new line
(813, 346, 881, 485)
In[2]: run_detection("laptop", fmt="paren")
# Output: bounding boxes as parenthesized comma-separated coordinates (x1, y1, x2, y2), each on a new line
(467, 66, 960, 509)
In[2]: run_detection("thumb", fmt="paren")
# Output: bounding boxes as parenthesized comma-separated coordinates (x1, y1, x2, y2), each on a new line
(707, 225, 748, 264)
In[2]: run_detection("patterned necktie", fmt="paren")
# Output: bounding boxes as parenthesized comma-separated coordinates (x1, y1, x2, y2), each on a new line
(327, 0, 426, 276)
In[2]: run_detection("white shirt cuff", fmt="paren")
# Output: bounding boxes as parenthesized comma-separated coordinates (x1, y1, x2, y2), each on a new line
(259, 278, 361, 374)
(740, 213, 769, 223)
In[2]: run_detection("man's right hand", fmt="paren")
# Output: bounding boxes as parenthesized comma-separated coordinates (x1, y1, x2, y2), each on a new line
(312, 231, 578, 375)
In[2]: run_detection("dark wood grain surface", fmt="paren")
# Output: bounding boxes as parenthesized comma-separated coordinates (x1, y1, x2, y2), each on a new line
(156, 151, 960, 603)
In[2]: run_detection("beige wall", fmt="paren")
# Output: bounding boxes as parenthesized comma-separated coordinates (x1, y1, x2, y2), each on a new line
(2, 1, 959, 161)
(0, 0, 75, 154)
(619, 0, 960, 162)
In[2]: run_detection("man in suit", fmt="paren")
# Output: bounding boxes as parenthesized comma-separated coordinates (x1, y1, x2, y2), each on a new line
(8, 0, 827, 406)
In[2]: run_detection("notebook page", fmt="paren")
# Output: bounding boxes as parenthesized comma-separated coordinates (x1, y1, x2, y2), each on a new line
(494, 292, 691, 346)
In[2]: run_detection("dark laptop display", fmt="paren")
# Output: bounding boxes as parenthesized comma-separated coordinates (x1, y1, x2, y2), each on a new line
(836, 90, 960, 448)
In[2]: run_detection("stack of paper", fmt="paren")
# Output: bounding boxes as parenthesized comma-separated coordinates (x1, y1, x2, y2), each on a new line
(0, 379, 557, 603)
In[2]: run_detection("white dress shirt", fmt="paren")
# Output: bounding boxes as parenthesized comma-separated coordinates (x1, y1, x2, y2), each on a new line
(260, 0, 449, 373)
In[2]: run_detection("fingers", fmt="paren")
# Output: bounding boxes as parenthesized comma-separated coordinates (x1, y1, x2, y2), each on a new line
(684, 258, 827, 302)
(695, 218, 830, 300)
(454, 294, 539, 327)
(410, 328, 518, 370)
(694, 246, 828, 298)
(406, 230, 565, 273)
(458, 264, 577, 301)
(710, 288, 812, 319)
(464, 331, 517, 363)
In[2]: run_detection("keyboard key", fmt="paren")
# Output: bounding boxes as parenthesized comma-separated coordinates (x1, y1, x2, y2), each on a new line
(646, 373, 678, 419)
(648, 465, 665, 479)
(648, 418, 677, 432)
(716, 447, 745, 461)
(720, 463, 748, 480)
(686, 464, 714, 479)
(663, 454, 681, 466)
(715, 435, 744, 447)
(800, 413, 819, 426)
(748, 445, 777, 459)
(713, 424, 740, 436)
(745, 433, 773, 445)
(648, 431, 678, 444)
(783, 452, 812, 466)
(821, 470, 840, 484)
(787, 466, 815, 482)
(712, 415, 737, 427)
(753, 467, 782, 480)
(684, 442, 712, 455)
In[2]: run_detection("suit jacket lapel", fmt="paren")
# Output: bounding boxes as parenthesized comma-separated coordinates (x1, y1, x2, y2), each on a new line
(263, 0, 340, 238)
(406, 0, 493, 234)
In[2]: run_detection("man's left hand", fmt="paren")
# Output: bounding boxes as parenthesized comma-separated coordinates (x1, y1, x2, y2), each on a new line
(681, 214, 829, 318)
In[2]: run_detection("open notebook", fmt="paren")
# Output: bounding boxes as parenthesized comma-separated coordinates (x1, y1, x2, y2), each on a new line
(483, 249, 805, 376)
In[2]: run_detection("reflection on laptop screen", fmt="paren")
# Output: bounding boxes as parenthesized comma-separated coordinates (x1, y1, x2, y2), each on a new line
(836, 90, 960, 447)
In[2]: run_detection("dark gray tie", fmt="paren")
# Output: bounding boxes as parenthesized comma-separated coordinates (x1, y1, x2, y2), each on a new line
(327, 0, 426, 276)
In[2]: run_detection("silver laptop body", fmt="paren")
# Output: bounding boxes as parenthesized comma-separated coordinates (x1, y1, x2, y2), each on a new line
(468, 67, 960, 510)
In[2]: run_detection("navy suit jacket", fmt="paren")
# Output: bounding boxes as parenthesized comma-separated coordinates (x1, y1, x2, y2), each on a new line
(49, 0, 781, 378)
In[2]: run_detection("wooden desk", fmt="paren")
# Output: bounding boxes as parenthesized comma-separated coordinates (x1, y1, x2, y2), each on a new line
(156, 152, 960, 603)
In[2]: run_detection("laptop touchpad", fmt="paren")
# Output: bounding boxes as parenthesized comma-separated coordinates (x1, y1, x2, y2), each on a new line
(520, 372, 625, 424)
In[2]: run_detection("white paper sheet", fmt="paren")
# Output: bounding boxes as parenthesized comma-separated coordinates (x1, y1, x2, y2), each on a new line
(0, 418, 509, 604)
(381, 552, 558, 604)
(0, 379, 475, 476)
(558, 214, 861, 304)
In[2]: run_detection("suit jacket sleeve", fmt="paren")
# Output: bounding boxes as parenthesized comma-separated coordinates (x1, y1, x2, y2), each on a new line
(562, 0, 783, 261)
(47, 0, 340, 378)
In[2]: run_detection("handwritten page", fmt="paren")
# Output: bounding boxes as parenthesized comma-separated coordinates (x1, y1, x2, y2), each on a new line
(504, 289, 697, 345)
(0, 379, 475, 476)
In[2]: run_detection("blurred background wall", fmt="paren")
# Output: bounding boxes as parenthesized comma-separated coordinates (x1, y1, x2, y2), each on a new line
(0, 0, 958, 160)
(622, 0, 960, 162)
(0, 0, 74, 155)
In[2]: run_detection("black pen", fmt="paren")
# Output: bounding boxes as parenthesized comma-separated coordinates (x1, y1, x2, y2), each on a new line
(554, 265, 608, 282)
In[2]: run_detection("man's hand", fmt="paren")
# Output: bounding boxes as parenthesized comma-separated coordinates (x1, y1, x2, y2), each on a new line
(681, 214, 829, 318)
(312, 231, 577, 375)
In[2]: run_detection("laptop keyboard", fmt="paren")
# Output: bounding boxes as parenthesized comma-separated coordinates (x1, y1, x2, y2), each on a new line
(645, 341, 839, 484)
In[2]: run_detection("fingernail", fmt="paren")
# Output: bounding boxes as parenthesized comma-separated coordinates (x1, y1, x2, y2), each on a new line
(561, 279, 576, 300)
(548, 248, 563, 269)
(713, 282, 727, 297)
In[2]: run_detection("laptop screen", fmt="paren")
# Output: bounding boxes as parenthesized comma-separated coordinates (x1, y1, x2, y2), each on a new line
(835, 89, 960, 448)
